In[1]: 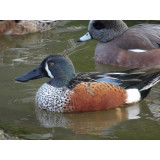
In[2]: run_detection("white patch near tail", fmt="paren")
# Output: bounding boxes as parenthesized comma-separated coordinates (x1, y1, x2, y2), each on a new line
(106, 73, 126, 75)
(128, 49, 147, 52)
(125, 89, 141, 104)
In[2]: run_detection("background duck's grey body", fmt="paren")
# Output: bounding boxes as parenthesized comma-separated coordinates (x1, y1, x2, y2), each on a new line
(36, 83, 71, 112)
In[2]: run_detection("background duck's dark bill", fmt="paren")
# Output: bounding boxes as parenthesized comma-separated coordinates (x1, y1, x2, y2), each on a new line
(77, 32, 92, 42)
(15, 66, 45, 82)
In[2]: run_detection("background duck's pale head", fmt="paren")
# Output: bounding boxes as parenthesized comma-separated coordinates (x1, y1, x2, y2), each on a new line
(15, 54, 76, 87)
(88, 20, 128, 42)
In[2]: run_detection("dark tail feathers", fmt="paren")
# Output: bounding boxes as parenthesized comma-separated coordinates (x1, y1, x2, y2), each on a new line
(128, 71, 160, 100)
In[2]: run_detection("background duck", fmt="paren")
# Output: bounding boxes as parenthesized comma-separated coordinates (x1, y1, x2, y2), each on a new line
(15, 54, 160, 112)
(0, 20, 57, 35)
(78, 20, 160, 68)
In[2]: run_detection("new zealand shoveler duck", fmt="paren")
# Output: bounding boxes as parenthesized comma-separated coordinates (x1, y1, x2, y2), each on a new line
(15, 54, 160, 112)
(0, 20, 57, 35)
(77, 20, 160, 68)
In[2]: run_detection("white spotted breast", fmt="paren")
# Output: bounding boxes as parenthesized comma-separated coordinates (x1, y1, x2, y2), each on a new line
(35, 83, 71, 112)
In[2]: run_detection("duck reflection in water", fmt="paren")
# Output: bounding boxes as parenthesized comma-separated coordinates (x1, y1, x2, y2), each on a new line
(35, 103, 141, 135)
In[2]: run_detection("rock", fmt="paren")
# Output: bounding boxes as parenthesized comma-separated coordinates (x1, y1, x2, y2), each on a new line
(0, 129, 19, 140)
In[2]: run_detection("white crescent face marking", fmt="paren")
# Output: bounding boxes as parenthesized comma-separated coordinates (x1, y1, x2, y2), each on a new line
(45, 63, 54, 79)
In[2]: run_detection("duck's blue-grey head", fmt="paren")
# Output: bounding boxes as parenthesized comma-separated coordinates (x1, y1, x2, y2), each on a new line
(15, 54, 76, 87)
(77, 20, 128, 43)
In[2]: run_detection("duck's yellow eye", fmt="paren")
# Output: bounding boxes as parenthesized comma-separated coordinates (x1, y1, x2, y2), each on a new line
(49, 62, 54, 66)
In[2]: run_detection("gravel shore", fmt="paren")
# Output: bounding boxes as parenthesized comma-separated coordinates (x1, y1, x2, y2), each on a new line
(0, 129, 19, 140)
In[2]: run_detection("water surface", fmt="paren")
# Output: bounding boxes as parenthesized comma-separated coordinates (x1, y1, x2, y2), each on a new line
(0, 20, 160, 139)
